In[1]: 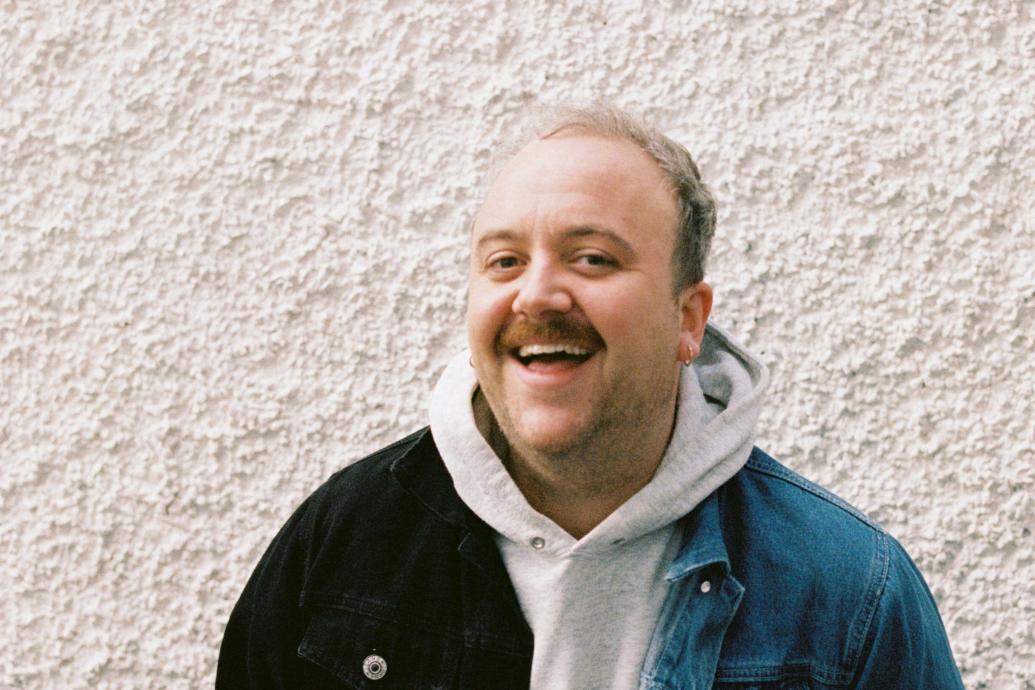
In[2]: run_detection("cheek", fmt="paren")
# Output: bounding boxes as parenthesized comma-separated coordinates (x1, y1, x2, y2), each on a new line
(584, 286, 680, 353)
(583, 282, 657, 327)
(466, 283, 513, 352)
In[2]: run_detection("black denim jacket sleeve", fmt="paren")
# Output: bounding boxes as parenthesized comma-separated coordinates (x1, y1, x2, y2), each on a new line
(215, 430, 534, 690)
(217, 490, 317, 689)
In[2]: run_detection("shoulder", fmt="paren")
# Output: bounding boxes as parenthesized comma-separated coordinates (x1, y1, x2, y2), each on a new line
(225, 425, 468, 621)
(218, 428, 527, 687)
(730, 447, 886, 547)
(721, 448, 891, 604)
(713, 448, 962, 687)
(727, 447, 886, 550)
(296, 427, 462, 562)
(723, 446, 893, 590)
(734, 447, 944, 612)
(304, 427, 428, 509)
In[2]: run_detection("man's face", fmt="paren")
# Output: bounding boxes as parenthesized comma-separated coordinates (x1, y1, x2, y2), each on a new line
(467, 134, 701, 458)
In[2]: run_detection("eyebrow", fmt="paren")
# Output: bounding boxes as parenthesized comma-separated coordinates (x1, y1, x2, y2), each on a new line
(568, 226, 636, 255)
(475, 225, 636, 256)
(474, 229, 519, 252)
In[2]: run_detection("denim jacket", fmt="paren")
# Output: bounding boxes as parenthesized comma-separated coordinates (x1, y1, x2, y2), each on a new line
(217, 428, 964, 689)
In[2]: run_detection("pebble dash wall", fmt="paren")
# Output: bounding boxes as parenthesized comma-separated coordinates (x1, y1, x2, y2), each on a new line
(2, 0, 1033, 687)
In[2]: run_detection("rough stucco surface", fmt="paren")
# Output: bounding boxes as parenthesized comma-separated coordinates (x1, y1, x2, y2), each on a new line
(1, 0, 1033, 687)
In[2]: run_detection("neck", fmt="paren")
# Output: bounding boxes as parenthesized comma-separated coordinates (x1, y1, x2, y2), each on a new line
(473, 390, 676, 539)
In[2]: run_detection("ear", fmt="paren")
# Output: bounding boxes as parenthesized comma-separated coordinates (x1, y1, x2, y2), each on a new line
(678, 281, 712, 359)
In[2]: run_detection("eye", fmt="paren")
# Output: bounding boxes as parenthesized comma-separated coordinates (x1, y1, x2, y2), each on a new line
(573, 252, 617, 269)
(486, 253, 523, 272)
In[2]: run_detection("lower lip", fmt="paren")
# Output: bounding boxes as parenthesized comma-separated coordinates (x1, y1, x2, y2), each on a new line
(509, 353, 596, 390)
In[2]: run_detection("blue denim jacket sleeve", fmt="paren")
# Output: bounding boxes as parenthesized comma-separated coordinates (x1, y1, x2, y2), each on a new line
(668, 451, 966, 689)
(853, 537, 964, 689)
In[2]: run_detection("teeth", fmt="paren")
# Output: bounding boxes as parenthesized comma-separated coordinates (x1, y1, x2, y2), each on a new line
(517, 344, 591, 358)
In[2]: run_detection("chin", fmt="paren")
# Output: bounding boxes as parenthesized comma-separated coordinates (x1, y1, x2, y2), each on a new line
(509, 413, 593, 457)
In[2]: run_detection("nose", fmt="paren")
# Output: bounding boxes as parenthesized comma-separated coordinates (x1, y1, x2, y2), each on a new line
(511, 260, 572, 318)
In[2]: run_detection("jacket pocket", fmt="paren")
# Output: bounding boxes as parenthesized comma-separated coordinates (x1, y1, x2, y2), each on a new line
(298, 605, 461, 689)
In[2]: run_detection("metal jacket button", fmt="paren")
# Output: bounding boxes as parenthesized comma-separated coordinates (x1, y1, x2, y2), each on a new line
(700, 580, 712, 593)
(363, 654, 387, 680)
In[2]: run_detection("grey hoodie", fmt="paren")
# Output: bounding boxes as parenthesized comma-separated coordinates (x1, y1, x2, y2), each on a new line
(429, 322, 769, 690)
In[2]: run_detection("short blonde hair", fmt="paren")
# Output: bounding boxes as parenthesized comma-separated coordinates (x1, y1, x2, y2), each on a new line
(492, 102, 717, 294)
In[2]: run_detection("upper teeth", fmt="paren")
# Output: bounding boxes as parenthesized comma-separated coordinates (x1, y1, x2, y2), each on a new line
(517, 344, 591, 357)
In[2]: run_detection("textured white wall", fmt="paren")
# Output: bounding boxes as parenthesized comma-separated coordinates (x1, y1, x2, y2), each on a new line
(2, 1, 1033, 687)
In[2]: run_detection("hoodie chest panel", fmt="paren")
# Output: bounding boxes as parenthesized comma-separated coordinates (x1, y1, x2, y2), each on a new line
(501, 526, 680, 690)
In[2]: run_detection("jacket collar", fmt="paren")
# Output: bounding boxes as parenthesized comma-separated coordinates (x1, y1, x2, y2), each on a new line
(389, 428, 531, 632)
(389, 427, 483, 531)
(392, 427, 740, 584)
(667, 488, 734, 580)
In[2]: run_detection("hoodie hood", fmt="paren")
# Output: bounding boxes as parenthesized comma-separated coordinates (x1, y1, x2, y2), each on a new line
(429, 321, 769, 556)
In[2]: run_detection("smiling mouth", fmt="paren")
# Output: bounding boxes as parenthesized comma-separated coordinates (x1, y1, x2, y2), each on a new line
(497, 317, 604, 371)
(512, 343, 595, 368)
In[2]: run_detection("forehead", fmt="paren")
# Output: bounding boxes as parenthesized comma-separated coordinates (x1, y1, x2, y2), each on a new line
(474, 135, 678, 243)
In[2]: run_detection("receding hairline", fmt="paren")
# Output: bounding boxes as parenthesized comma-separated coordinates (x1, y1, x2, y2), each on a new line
(474, 132, 681, 241)
(498, 128, 678, 187)
(477, 102, 717, 291)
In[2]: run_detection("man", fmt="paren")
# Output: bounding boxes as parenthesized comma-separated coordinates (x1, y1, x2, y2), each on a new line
(217, 105, 964, 689)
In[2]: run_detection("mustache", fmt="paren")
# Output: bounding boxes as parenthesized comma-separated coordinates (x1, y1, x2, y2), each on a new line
(496, 317, 605, 354)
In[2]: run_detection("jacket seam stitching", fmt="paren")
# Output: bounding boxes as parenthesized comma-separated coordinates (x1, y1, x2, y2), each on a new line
(845, 529, 891, 678)
(301, 594, 532, 656)
(714, 661, 853, 685)
(745, 451, 883, 532)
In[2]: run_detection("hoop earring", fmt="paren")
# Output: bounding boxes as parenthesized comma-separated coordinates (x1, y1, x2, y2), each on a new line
(682, 344, 695, 367)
